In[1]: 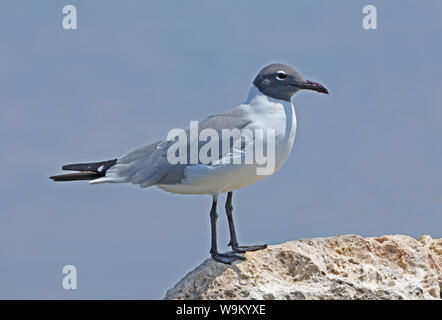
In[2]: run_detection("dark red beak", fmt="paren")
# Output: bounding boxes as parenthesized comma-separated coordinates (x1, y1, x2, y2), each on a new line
(295, 80, 329, 94)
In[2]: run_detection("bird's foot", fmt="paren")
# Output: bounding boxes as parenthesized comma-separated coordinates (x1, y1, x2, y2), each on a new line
(211, 251, 245, 264)
(230, 243, 267, 253)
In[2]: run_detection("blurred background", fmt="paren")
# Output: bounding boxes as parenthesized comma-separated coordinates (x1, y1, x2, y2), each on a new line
(0, 0, 441, 298)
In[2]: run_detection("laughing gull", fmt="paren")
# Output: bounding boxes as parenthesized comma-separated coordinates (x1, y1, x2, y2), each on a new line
(50, 63, 328, 264)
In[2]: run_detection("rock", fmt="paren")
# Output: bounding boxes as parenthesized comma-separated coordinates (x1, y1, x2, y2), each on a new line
(164, 234, 441, 300)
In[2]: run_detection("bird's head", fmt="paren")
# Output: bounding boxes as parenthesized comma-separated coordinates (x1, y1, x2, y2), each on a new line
(253, 63, 328, 101)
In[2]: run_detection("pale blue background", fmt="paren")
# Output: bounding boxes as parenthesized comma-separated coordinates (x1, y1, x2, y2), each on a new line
(1, 0, 441, 299)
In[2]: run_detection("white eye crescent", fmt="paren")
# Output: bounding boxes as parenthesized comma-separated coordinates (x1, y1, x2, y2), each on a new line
(276, 71, 287, 80)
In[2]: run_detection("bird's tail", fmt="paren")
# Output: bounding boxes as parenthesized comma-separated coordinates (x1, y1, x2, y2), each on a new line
(50, 159, 117, 182)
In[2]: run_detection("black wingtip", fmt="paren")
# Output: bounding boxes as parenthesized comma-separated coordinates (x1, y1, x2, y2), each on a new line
(62, 159, 117, 173)
(50, 171, 103, 182)
(51, 159, 116, 182)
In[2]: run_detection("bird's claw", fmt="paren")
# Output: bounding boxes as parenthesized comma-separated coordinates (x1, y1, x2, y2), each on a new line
(211, 251, 245, 264)
(231, 244, 267, 253)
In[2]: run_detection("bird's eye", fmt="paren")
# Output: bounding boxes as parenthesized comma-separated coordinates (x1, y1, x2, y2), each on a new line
(276, 71, 287, 80)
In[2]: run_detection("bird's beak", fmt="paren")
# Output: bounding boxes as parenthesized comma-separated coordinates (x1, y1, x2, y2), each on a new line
(293, 80, 329, 94)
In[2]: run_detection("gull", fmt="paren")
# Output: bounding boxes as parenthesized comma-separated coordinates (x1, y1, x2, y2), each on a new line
(50, 63, 328, 264)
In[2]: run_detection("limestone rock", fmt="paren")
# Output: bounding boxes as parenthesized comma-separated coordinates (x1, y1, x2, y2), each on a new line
(165, 234, 441, 300)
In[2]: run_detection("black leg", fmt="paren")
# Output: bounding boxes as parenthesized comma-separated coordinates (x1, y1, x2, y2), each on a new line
(225, 191, 267, 253)
(225, 192, 239, 248)
(209, 197, 244, 264)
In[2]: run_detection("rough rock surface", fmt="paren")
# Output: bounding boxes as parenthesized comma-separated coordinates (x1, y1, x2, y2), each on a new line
(165, 235, 441, 300)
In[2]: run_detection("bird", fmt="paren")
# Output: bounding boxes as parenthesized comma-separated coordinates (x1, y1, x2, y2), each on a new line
(50, 63, 329, 264)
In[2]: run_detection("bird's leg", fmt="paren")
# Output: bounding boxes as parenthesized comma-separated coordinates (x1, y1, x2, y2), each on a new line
(225, 191, 267, 253)
(225, 192, 239, 249)
(209, 197, 244, 264)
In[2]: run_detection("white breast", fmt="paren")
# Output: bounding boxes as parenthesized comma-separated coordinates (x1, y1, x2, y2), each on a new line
(244, 86, 297, 172)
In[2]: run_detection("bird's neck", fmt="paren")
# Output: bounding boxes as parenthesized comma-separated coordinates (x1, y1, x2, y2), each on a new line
(245, 85, 294, 112)
(245, 85, 263, 104)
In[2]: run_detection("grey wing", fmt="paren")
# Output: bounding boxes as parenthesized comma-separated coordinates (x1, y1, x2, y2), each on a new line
(102, 106, 251, 188)
(102, 140, 174, 188)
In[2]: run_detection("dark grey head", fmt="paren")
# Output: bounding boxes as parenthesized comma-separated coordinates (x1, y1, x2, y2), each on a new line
(253, 63, 328, 101)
